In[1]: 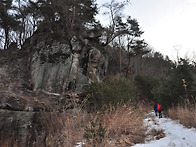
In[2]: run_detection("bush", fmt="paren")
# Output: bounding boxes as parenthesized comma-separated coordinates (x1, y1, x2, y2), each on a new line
(152, 76, 183, 109)
(134, 75, 158, 100)
(152, 59, 196, 109)
(80, 76, 136, 111)
(83, 104, 146, 146)
(83, 117, 106, 144)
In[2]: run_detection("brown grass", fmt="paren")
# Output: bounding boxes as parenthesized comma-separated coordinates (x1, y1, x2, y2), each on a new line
(168, 104, 196, 128)
(149, 128, 165, 140)
(0, 109, 88, 147)
(43, 111, 88, 147)
(0, 104, 147, 147)
(83, 104, 147, 146)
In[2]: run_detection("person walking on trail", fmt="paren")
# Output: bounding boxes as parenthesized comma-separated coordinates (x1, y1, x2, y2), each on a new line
(157, 103, 162, 118)
(154, 102, 162, 118)
(153, 102, 158, 116)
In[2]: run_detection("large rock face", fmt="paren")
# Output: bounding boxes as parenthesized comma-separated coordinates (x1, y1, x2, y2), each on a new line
(30, 34, 108, 95)
(0, 33, 109, 111)
(0, 110, 44, 146)
(0, 32, 109, 145)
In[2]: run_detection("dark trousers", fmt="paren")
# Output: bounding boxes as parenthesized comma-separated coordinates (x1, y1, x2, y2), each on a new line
(155, 110, 157, 116)
(158, 110, 162, 118)
(155, 110, 162, 118)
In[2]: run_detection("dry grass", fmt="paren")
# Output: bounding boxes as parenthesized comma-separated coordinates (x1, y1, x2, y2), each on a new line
(168, 104, 196, 128)
(0, 104, 148, 147)
(43, 111, 88, 147)
(0, 109, 89, 147)
(149, 128, 165, 140)
(83, 104, 147, 146)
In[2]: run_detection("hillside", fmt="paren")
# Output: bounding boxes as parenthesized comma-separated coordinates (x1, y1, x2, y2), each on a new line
(0, 0, 196, 146)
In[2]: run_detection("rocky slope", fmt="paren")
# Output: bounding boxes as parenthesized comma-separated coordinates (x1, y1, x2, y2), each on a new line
(0, 31, 109, 145)
(0, 30, 171, 145)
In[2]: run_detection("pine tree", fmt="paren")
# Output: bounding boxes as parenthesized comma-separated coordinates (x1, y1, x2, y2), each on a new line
(32, 0, 98, 37)
(0, 0, 19, 49)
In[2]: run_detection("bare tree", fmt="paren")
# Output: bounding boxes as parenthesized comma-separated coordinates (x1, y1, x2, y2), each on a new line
(101, 1, 148, 75)
(102, 0, 131, 74)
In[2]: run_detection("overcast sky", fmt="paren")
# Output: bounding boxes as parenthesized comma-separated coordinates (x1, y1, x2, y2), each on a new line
(96, 0, 196, 61)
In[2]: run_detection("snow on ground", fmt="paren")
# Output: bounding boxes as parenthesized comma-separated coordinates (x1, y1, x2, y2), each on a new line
(75, 142, 84, 147)
(133, 111, 196, 147)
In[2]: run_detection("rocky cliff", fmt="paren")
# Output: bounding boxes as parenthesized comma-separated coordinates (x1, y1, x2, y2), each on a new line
(0, 31, 109, 145)
(29, 33, 108, 95)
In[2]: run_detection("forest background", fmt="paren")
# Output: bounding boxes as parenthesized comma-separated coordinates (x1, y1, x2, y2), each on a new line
(0, 0, 196, 146)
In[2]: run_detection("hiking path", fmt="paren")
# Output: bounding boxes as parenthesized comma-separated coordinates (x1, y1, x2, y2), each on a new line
(133, 111, 196, 147)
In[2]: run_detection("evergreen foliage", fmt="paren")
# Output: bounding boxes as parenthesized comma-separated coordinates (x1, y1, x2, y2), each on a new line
(80, 76, 136, 111)
(152, 58, 196, 108)
(83, 117, 106, 143)
(33, 0, 98, 37)
(0, 0, 99, 48)
(134, 75, 158, 100)
(0, 0, 20, 49)
(1, 0, 195, 111)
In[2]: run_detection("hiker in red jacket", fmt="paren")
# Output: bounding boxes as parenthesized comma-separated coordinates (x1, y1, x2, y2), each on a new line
(157, 104, 162, 118)
(154, 102, 162, 118)
(153, 102, 158, 116)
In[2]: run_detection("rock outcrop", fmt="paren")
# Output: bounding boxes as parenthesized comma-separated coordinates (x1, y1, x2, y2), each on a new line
(0, 31, 109, 145)
(30, 34, 108, 95)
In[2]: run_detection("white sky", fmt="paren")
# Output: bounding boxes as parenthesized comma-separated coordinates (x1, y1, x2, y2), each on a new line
(96, 0, 196, 61)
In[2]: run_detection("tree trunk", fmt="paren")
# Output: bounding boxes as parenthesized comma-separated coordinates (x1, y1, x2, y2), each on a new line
(4, 28, 9, 49)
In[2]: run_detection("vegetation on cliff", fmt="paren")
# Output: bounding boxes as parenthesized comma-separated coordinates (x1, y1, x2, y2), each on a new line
(0, 0, 196, 146)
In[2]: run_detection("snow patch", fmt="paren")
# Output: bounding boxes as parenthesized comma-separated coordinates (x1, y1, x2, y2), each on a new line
(134, 111, 196, 147)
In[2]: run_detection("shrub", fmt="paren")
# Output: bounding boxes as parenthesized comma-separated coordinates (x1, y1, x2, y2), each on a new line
(134, 75, 158, 100)
(152, 58, 196, 109)
(83, 104, 146, 146)
(83, 117, 106, 144)
(80, 76, 136, 111)
(152, 77, 182, 108)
